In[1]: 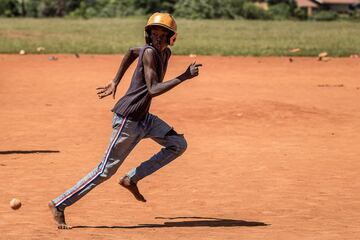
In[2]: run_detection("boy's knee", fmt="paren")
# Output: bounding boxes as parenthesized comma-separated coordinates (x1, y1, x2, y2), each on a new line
(165, 129, 187, 156)
(100, 163, 118, 180)
(172, 135, 187, 156)
(99, 172, 113, 181)
(179, 136, 187, 153)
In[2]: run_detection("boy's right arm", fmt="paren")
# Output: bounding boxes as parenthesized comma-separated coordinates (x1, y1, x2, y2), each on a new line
(112, 47, 140, 86)
(96, 47, 140, 99)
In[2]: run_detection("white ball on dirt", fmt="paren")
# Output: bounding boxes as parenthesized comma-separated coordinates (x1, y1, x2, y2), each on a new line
(10, 198, 22, 210)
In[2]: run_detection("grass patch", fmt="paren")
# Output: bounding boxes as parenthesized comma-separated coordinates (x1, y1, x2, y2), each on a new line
(0, 17, 359, 56)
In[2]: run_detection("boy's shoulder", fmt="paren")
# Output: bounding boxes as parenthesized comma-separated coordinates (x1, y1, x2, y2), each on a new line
(142, 45, 171, 58)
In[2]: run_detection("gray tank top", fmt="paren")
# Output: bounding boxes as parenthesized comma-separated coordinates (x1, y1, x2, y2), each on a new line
(112, 44, 170, 121)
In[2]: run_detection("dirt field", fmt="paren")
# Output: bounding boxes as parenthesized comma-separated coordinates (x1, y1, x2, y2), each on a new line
(0, 54, 359, 240)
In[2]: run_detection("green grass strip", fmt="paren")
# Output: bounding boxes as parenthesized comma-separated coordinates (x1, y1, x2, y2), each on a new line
(0, 17, 359, 56)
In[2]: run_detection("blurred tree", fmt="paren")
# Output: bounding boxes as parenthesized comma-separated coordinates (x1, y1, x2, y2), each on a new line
(174, 0, 243, 19)
(68, 0, 86, 18)
(22, 0, 38, 17)
(131, 0, 178, 14)
(18, 0, 26, 16)
(0, 0, 20, 16)
(0, 0, 297, 19)
(161, 0, 178, 13)
(267, 0, 296, 17)
(242, 1, 272, 19)
(268, 2, 291, 19)
(37, 0, 57, 16)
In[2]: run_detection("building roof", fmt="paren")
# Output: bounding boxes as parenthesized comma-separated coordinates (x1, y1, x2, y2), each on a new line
(315, 0, 359, 4)
(297, 0, 319, 7)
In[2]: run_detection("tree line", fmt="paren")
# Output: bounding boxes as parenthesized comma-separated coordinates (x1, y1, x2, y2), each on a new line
(0, 0, 291, 19)
(0, 0, 359, 20)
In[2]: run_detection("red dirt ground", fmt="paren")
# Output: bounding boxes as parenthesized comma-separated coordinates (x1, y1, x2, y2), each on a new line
(0, 54, 360, 240)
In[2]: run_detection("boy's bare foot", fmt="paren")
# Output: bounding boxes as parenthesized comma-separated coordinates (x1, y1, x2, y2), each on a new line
(48, 201, 72, 229)
(119, 176, 147, 202)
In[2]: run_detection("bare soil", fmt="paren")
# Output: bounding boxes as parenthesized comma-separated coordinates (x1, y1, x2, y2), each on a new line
(1, 54, 360, 239)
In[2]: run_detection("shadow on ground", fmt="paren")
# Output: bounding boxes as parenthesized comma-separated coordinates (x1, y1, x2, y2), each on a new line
(0, 150, 60, 154)
(72, 216, 269, 229)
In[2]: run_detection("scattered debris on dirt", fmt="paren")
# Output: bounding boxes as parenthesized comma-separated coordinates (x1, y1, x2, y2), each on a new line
(350, 54, 359, 58)
(189, 54, 197, 58)
(48, 56, 58, 61)
(318, 52, 330, 61)
(317, 84, 344, 87)
(19, 50, 26, 55)
(36, 47, 45, 52)
(320, 57, 331, 62)
(290, 48, 301, 53)
(318, 52, 328, 58)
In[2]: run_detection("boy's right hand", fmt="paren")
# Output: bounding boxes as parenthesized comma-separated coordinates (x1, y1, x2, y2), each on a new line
(181, 62, 203, 81)
(96, 81, 117, 99)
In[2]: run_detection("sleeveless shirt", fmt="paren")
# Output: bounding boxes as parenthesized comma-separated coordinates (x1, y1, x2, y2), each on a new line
(112, 44, 170, 121)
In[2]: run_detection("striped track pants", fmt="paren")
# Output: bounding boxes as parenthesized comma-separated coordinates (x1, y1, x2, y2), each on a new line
(52, 113, 187, 211)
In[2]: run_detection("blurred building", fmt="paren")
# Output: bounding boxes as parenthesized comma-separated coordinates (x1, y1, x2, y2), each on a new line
(296, 0, 319, 16)
(296, 0, 360, 15)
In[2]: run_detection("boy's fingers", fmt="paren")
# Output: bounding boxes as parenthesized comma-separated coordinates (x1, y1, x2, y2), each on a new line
(99, 92, 109, 98)
(97, 90, 107, 95)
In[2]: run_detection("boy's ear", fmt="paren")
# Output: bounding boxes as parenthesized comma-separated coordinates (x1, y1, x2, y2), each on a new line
(144, 29, 151, 44)
(169, 32, 177, 46)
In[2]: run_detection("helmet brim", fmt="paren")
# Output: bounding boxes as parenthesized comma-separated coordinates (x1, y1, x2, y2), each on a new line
(145, 23, 176, 34)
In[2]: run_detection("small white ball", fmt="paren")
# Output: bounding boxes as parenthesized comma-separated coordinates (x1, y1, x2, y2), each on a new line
(10, 198, 22, 210)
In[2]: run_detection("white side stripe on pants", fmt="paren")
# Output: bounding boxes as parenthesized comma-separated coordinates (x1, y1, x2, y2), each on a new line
(54, 117, 127, 207)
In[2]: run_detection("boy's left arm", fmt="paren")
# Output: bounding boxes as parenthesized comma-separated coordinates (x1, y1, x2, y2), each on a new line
(143, 48, 202, 97)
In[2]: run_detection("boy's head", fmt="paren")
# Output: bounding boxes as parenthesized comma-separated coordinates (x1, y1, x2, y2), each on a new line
(145, 13, 177, 51)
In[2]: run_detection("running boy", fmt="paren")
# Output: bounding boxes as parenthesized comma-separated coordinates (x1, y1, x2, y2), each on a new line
(49, 12, 202, 229)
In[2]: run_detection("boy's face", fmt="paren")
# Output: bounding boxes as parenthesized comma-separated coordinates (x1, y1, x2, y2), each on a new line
(149, 26, 169, 52)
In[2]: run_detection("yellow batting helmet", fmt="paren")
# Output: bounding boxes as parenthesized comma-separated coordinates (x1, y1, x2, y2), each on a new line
(145, 12, 177, 46)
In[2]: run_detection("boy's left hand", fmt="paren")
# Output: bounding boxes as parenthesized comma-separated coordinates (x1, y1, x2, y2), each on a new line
(181, 62, 202, 81)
